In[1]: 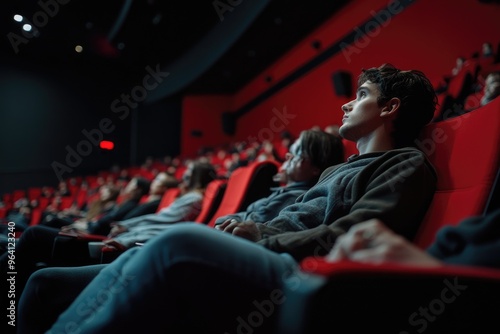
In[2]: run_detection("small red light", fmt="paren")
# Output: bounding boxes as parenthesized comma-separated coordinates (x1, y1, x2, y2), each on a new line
(100, 141, 115, 150)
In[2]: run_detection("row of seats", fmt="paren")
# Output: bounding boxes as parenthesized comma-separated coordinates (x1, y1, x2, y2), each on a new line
(0, 135, 289, 227)
(51, 159, 281, 262)
(434, 52, 500, 121)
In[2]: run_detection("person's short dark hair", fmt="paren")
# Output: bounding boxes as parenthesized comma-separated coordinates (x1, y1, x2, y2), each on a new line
(280, 130, 293, 140)
(187, 162, 217, 191)
(482, 42, 494, 57)
(106, 185, 121, 202)
(134, 177, 151, 198)
(159, 173, 180, 189)
(298, 129, 344, 171)
(358, 63, 437, 147)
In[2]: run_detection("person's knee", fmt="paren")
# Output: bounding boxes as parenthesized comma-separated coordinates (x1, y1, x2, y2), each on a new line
(19, 225, 36, 241)
(153, 223, 210, 246)
(20, 267, 58, 306)
(146, 223, 216, 258)
(20, 225, 46, 242)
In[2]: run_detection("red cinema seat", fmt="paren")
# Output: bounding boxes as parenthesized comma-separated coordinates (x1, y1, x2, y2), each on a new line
(414, 96, 500, 248)
(206, 160, 279, 227)
(194, 179, 227, 225)
(156, 188, 181, 212)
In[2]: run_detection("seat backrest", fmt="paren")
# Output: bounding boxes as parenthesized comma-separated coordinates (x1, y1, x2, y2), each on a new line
(29, 207, 43, 226)
(75, 188, 88, 208)
(445, 64, 475, 110)
(12, 189, 26, 202)
(413, 97, 500, 249)
(464, 91, 484, 111)
(38, 197, 50, 211)
(58, 196, 75, 210)
(156, 188, 181, 213)
(206, 160, 279, 227)
(194, 179, 228, 224)
(28, 187, 42, 201)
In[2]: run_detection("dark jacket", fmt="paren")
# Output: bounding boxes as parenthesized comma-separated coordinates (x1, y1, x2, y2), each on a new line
(257, 148, 437, 261)
(427, 208, 500, 268)
(214, 182, 312, 225)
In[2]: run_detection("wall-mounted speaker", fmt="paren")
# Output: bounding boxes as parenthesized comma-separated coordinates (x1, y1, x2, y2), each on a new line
(332, 70, 353, 98)
(191, 130, 203, 137)
(222, 112, 237, 136)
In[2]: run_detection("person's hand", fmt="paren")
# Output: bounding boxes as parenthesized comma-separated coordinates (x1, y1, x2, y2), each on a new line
(214, 218, 239, 231)
(108, 224, 128, 238)
(103, 239, 127, 251)
(19, 206, 31, 216)
(215, 219, 262, 242)
(326, 219, 442, 267)
(60, 220, 88, 233)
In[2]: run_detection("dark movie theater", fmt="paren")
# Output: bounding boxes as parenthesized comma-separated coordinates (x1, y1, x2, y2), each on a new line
(1, 0, 499, 333)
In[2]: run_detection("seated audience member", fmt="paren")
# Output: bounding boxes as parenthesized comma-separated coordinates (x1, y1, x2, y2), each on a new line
(102, 161, 216, 250)
(451, 56, 466, 76)
(275, 130, 294, 162)
(214, 129, 344, 227)
(55, 180, 72, 197)
(256, 140, 281, 162)
(16, 63, 440, 334)
(481, 71, 500, 106)
(40, 184, 120, 229)
(481, 42, 495, 60)
(1, 197, 32, 232)
(119, 171, 179, 218)
(0, 162, 215, 302)
(436, 54, 477, 95)
(0, 199, 33, 253)
(61, 176, 152, 236)
(435, 70, 500, 120)
(225, 152, 247, 176)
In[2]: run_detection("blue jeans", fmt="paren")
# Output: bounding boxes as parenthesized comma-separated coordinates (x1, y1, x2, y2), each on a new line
(46, 223, 298, 334)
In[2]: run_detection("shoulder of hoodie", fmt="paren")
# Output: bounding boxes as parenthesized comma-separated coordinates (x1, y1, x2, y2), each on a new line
(318, 147, 436, 181)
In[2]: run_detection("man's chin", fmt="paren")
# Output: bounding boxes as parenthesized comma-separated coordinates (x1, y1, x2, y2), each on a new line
(338, 125, 349, 139)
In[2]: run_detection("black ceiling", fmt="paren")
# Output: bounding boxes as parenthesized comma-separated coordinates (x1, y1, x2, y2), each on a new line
(0, 0, 349, 97)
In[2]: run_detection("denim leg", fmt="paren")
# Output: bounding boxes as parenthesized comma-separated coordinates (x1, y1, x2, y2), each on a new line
(47, 223, 298, 334)
(18, 265, 106, 334)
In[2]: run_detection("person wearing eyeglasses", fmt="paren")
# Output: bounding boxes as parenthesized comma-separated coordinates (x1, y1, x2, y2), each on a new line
(214, 129, 344, 234)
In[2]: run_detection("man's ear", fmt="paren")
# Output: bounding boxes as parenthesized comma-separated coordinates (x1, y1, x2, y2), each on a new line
(381, 97, 401, 117)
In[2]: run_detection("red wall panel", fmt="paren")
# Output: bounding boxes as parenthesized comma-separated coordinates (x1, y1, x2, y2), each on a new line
(181, 0, 500, 156)
(181, 95, 233, 158)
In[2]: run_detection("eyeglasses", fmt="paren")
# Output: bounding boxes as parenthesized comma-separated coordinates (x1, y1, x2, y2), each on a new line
(285, 152, 306, 163)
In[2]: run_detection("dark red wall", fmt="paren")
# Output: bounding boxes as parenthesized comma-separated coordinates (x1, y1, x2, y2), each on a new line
(181, 0, 500, 156)
(181, 95, 233, 157)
